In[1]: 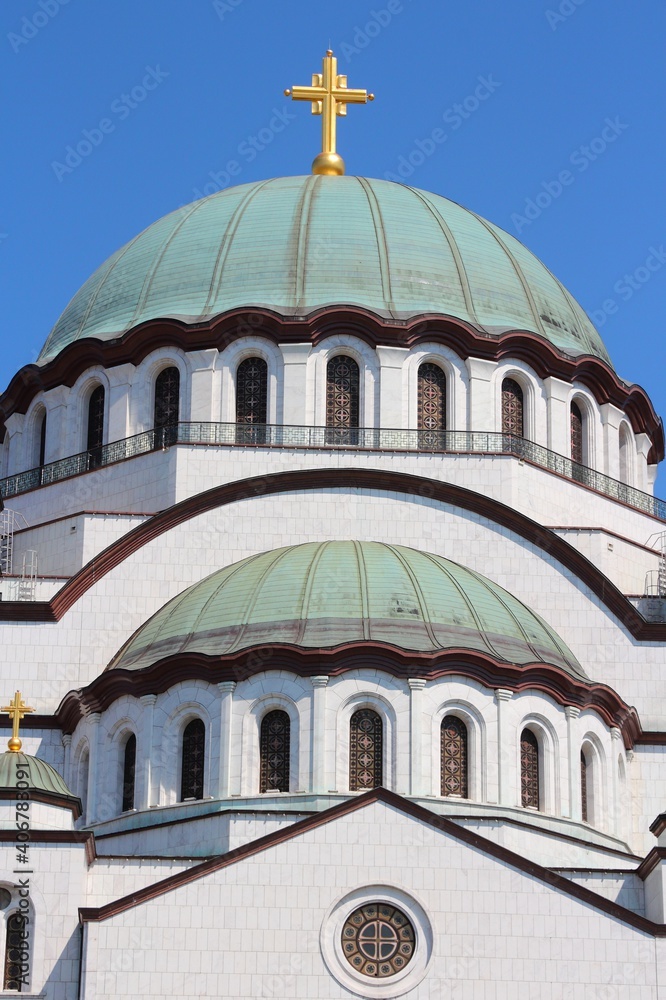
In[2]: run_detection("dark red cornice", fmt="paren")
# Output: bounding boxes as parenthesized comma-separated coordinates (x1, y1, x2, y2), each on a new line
(0, 787, 81, 819)
(1, 466, 665, 646)
(54, 646, 641, 747)
(0, 829, 95, 864)
(1, 307, 662, 462)
(78, 787, 666, 934)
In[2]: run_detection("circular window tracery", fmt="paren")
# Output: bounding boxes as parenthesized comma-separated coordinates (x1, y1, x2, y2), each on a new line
(342, 904, 415, 978)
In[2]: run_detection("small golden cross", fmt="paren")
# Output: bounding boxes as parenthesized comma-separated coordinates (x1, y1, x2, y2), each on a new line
(285, 50, 375, 176)
(2, 691, 34, 753)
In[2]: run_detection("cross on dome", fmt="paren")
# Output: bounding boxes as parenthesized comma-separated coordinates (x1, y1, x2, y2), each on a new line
(2, 690, 34, 753)
(284, 49, 375, 176)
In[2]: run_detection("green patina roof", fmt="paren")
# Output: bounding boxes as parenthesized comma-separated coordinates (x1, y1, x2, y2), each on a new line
(109, 541, 585, 679)
(0, 751, 77, 800)
(40, 176, 611, 367)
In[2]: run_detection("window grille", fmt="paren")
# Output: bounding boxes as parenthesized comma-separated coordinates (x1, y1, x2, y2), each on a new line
(38, 413, 46, 468)
(520, 728, 539, 808)
(4, 912, 25, 991)
(580, 749, 588, 822)
(326, 355, 359, 444)
(236, 357, 268, 443)
(180, 719, 205, 801)
(502, 378, 524, 437)
(86, 385, 105, 468)
(122, 734, 136, 812)
(418, 363, 446, 447)
(342, 903, 415, 978)
(571, 402, 583, 465)
(154, 367, 180, 447)
(441, 715, 468, 797)
(349, 709, 383, 790)
(260, 710, 290, 792)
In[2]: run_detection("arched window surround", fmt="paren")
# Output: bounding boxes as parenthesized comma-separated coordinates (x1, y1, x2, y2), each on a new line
(405, 345, 468, 432)
(153, 366, 181, 446)
(159, 693, 216, 806)
(219, 338, 283, 425)
(516, 715, 560, 815)
(568, 392, 597, 469)
(121, 732, 137, 813)
(259, 708, 291, 793)
(78, 376, 109, 457)
(73, 742, 90, 825)
(241, 694, 302, 798)
(431, 702, 486, 802)
(494, 364, 541, 442)
(310, 338, 379, 428)
(335, 694, 397, 794)
(0, 889, 35, 993)
(580, 734, 606, 828)
(179, 716, 206, 802)
(135, 351, 190, 430)
(619, 421, 635, 486)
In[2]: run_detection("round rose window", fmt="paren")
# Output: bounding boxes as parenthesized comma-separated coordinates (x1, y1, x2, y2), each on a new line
(341, 903, 415, 978)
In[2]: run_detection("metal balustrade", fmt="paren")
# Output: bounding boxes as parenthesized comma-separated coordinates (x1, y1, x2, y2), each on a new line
(1, 422, 665, 521)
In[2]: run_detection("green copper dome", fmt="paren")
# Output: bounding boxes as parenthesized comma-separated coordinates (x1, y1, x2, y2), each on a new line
(109, 541, 585, 679)
(0, 751, 80, 811)
(40, 176, 611, 366)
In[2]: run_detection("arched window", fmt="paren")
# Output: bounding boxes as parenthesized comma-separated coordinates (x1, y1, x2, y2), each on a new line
(4, 912, 26, 991)
(418, 363, 446, 447)
(236, 357, 268, 443)
(502, 378, 524, 438)
(326, 355, 359, 444)
(259, 710, 290, 793)
(520, 728, 540, 809)
(441, 715, 468, 798)
(580, 749, 589, 822)
(37, 411, 47, 468)
(619, 425, 631, 485)
(154, 366, 180, 447)
(86, 385, 105, 469)
(78, 749, 90, 822)
(122, 734, 136, 812)
(349, 708, 383, 791)
(180, 719, 205, 801)
(571, 402, 584, 465)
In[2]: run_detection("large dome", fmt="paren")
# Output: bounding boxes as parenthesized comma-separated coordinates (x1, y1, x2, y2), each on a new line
(108, 541, 585, 678)
(40, 175, 611, 366)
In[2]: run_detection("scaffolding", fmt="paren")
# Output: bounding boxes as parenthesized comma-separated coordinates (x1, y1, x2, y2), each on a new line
(0, 509, 29, 577)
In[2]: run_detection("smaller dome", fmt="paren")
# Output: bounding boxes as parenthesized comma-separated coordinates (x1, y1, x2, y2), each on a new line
(109, 541, 585, 679)
(0, 752, 80, 813)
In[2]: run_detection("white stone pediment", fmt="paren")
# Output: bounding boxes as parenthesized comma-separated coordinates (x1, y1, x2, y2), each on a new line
(81, 790, 662, 999)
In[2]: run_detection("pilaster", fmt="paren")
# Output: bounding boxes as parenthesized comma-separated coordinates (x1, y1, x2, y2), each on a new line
(466, 358, 498, 432)
(189, 350, 219, 422)
(376, 346, 409, 429)
(565, 705, 581, 821)
(495, 689, 513, 806)
(407, 679, 427, 796)
(310, 676, 329, 794)
(137, 695, 157, 809)
(106, 363, 136, 443)
(217, 681, 236, 799)
(279, 344, 311, 425)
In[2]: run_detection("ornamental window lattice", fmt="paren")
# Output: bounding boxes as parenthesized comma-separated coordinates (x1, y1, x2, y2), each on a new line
(580, 750, 588, 822)
(154, 367, 180, 446)
(571, 402, 584, 465)
(441, 715, 468, 798)
(349, 709, 383, 791)
(520, 728, 540, 809)
(326, 356, 359, 434)
(4, 912, 25, 991)
(417, 363, 446, 442)
(180, 719, 205, 801)
(122, 734, 136, 812)
(259, 710, 290, 793)
(86, 385, 105, 468)
(38, 412, 47, 468)
(502, 378, 524, 437)
(342, 904, 415, 979)
(236, 357, 268, 444)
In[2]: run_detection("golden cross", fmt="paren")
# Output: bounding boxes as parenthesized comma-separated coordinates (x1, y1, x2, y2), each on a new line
(285, 50, 375, 176)
(2, 691, 34, 753)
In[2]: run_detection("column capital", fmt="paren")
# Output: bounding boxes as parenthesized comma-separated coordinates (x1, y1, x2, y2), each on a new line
(140, 694, 157, 708)
(407, 678, 427, 692)
(189, 349, 219, 372)
(310, 675, 329, 689)
(217, 681, 237, 695)
(610, 727, 623, 742)
(279, 343, 311, 364)
(87, 713, 101, 727)
(495, 688, 513, 703)
(106, 363, 136, 388)
(61, 733, 72, 748)
(564, 705, 581, 720)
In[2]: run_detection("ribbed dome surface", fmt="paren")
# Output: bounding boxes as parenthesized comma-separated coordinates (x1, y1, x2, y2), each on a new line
(40, 176, 611, 366)
(109, 541, 585, 678)
(0, 751, 76, 798)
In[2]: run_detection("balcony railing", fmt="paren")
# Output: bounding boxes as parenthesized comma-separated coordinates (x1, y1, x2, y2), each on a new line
(1, 422, 665, 521)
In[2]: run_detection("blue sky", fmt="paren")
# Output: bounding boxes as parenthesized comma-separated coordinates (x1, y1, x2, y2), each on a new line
(1, 1, 664, 452)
